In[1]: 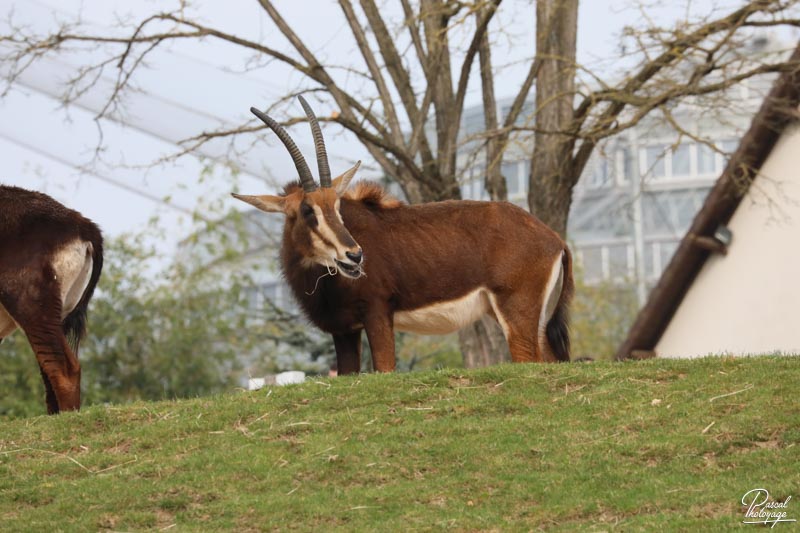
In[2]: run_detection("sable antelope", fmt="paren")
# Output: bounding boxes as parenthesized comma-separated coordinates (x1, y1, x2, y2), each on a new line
(0, 185, 103, 413)
(233, 97, 573, 373)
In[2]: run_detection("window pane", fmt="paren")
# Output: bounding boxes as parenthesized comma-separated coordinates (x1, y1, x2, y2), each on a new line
(697, 143, 716, 175)
(720, 139, 739, 165)
(589, 157, 610, 187)
(672, 144, 691, 177)
(645, 145, 667, 179)
(581, 247, 603, 282)
(644, 243, 656, 278)
(624, 147, 637, 182)
(720, 138, 738, 153)
(642, 194, 672, 234)
(608, 244, 629, 279)
(473, 179, 485, 199)
(617, 147, 631, 183)
(520, 161, 530, 196)
(502, 162, 521, 194)
(673, 192, 697, 229)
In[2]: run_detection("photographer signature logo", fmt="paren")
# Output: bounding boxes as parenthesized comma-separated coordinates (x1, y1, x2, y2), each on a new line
(742, 488, 796, 527)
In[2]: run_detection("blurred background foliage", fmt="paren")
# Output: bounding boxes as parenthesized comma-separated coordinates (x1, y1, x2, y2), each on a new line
(570, 267, 640, 361)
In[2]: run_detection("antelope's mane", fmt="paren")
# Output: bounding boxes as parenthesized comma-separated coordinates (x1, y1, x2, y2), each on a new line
(344, 181, 402, 209)
(281, 180, 402, 209)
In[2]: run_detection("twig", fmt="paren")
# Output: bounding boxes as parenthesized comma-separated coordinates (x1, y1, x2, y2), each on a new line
(701, 421, 715, 434)
(252, 412, 270, 424)
(0, 447, 137, 474)
(313, 446, 336, 456)
(708, 384, 753, 402)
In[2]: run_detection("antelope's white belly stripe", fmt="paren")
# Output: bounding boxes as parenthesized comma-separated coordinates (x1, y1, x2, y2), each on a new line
(394, 287, 491, 335)
(486, 292, 510, 339)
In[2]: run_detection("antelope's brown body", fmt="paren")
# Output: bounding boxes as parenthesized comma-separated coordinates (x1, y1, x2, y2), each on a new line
(234, 97, 573, 374)
(0, 185, 103, 413)
(280, 182, 573, 372)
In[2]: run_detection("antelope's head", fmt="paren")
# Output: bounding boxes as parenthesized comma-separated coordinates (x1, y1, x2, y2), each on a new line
(232, 96, 364, 279)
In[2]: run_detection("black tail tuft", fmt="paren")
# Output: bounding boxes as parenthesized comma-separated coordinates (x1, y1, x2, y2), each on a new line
(545, 249, 573, 362)
(62, 222, 104, 355)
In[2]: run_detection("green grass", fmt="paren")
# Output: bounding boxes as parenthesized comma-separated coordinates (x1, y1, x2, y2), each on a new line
(1, 356, 798, 531)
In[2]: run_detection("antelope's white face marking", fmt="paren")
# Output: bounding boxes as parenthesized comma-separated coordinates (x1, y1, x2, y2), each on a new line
(334, 199, 345, 224)
(306, 198, 363, 279)
(311, 204, 349, 257)
(394, 288, 492, 335)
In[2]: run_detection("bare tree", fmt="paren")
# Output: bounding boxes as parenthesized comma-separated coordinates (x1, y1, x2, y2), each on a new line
(3, 0, 799, 366)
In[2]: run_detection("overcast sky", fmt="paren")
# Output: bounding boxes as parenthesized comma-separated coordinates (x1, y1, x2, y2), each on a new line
(0, 0, 731, 256)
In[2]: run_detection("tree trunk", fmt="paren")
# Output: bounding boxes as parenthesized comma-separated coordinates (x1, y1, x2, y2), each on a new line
(528, 0, 579, 238)
(478, 13, 507, 202)
(454, 11, 509, 369)
(458, 314, 510, 368)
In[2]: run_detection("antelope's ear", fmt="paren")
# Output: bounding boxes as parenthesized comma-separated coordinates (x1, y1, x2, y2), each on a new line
(231, 193, 285, 213)
(333, 161, 362, 196)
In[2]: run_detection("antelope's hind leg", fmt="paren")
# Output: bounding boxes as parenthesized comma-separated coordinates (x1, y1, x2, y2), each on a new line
(39, 367, 60, 415)
(488, 291, 544, 363)
(0, 266, 81, 414)
(21, 300, 81, 413)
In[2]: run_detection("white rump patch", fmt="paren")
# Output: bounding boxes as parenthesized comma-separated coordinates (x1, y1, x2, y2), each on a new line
(0, 303, 17, 339)
(394, 287, 491, 335)
(0, 239, 93, 341)
(538, 252, 564, 348)
(53, 239, 94, 320)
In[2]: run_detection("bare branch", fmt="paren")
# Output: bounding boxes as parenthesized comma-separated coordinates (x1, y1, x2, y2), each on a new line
(570, 1, 795, 182)
(338, 0, 403, 143)
(400, 0, 429, 71)
(358, 0, 436, 166)
(452, 0, 502, 130)
(477, 8, 505, 201)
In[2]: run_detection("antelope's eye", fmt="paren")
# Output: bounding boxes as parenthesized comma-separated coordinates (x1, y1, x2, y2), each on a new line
(300, 203, 315, 219)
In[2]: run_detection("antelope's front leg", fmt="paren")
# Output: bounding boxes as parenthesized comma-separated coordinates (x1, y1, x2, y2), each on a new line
(332, 330, 362, 375)
(364, 309, 396, 372)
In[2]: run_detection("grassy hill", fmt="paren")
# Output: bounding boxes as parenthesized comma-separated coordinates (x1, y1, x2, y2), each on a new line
(1, 356, 798, 531)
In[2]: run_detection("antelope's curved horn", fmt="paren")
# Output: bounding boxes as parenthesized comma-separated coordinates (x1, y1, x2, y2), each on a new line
(297, 95, 332, 188)
(250, 106, 316, 193)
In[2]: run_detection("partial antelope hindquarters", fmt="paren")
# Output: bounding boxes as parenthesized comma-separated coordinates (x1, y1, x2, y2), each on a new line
(0, 185, 103, 414)
(233, 97, 573, 373)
